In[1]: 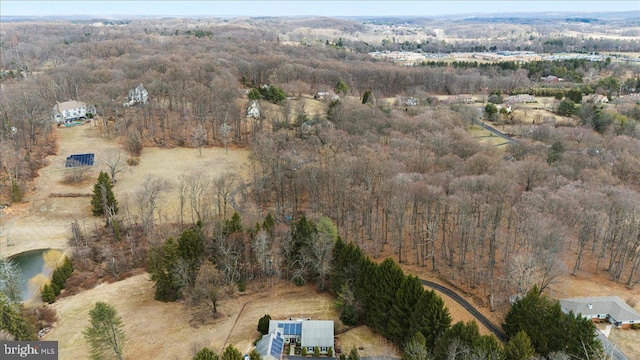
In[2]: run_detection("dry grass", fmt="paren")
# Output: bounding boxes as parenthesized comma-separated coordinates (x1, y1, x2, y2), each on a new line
(44, 276, 398, 360)
(1, 123, 251, 259)
(467, 125, 510, 148)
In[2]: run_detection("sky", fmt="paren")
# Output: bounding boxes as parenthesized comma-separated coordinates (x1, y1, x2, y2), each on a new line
(1, 1, 639, 17)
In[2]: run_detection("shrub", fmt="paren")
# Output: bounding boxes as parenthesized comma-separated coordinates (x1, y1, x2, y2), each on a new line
(36, 306, 58, 325)
(41, 284, 56, 304)
(327, 347, 333, 358)
(127, 157, 140, 166)
(257, 314, 271, 335)
(237, 279, 246, 292)
(10, 180, 23, 202)
(301, 347, 307, 357)
(314, 347, 320, 357)
(193, 347, 218, 360)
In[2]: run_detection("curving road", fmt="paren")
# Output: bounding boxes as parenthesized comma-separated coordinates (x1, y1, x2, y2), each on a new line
(420, 279, 507, 342)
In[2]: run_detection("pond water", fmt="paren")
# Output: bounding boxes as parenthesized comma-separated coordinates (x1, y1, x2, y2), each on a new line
(9, 249, 51, 302)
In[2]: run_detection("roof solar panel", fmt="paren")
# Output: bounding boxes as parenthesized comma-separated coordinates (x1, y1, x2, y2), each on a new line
(65, 153, 95, 167)
(271, 333, 283, 357)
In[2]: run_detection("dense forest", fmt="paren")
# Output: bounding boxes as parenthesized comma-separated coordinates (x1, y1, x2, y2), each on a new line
(1, 14, 640, 359)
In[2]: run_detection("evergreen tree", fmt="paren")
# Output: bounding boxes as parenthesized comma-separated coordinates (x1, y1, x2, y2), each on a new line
(402, 332, 430, 360)
(354, 257, 378, 325)
(0, 293, 36, 340)
(409, 289, 451, 348)
(335, 79, 349, 96)
(388, 275, 424, 344)
(556, 99, 577, 116)
(41, 284, 56, 304)
(473, 335, 504, 359)
(562, 309, 603, 359)
(194, 347, 219, 360)
(285, 215, 316, 283)
(221, 345, 243, 360)
(257, 314, 271, 335)
(433, 321, 481, 360)
(566, 89, 583, 103)
(504, 331, 535, 360)
(223, 212, 243, 235)
(262, 213, 275, 238)
(10, 179, 23, 202)
(82, 302, 125, 360)
(502, 285, 602, 358)
(0, 256, 22, 303)
(348, 347, 360, 360)
(52, 267, 67, 292)
(91, 171, 118, 217)
(339, 302, 358, 326)
(330, 238, 363, 296)
(362, 90, 372, 104)
(249, 349, 262, 360)
(247, 88, 262, 101)
(178, 227, 205, 283)
(368, 258, 404, 337)
(147, 238, 182, 301)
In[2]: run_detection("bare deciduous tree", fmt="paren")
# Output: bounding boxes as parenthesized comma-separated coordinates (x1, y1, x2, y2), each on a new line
(136, 175, 169, 235)
(191, 123, 206, 157)
(213, 172, 238, 219)
(104, 151, 126, 183)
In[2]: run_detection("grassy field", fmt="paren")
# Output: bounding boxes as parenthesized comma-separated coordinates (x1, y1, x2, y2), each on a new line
(467, 124, 510, 147)
(46, 275, 400, 360)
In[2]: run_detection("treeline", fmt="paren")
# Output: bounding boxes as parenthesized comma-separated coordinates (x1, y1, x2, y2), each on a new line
(331, 239, 603, 359)
(421, 58, 609, 83)
(251, 97, 640, 304)
(331, 238, 453, 349)
(41, 257, 74, 303)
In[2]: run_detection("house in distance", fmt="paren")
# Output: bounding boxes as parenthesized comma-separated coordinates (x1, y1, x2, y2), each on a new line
(256, 319, 334, 360)
(52, 100, 88, 124)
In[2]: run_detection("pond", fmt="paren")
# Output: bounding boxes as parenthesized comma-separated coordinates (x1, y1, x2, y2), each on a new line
(9, 249, 52, 302)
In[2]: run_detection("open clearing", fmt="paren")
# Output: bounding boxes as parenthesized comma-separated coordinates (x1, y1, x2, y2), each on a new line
(1, 123, 250, 259)
(45, 275, 400, 360)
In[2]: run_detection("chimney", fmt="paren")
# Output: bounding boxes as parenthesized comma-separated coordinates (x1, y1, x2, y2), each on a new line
(588, 303, 593, 310)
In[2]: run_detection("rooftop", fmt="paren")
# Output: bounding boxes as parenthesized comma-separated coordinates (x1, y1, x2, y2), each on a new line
(559, 296, 640, 323)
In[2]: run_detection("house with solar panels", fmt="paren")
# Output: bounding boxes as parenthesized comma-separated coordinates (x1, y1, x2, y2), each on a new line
(52, 100, 88, 124)
(256, 319, 334, 360)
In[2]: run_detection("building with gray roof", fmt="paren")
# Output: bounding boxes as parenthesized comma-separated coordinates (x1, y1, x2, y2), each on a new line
(559, 296, 640, 329)
(256, 319, 334, 359)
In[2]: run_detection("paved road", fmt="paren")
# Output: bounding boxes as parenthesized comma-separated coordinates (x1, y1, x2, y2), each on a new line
(596, 329, 629, 360)
(471, 118, 519, 145)
(420, 279, 507, 342)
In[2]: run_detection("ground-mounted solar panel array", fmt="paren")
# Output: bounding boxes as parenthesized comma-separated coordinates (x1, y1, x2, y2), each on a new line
(65, 153, 95, 167)
(271, 332, 284, 358)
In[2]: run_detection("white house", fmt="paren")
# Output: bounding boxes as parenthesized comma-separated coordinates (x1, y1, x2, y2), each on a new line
(583, 94, 609, 104)
(396, 96, 418, 106)
(315, 91, 339, 101)
(256, 319, 334, 359)
(52, 100, 87, 124)
(507, 94, 536, 103)
(123, 83, 149, 107)
(247, 100, 261, 119)
(559, 296, 640, 329)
